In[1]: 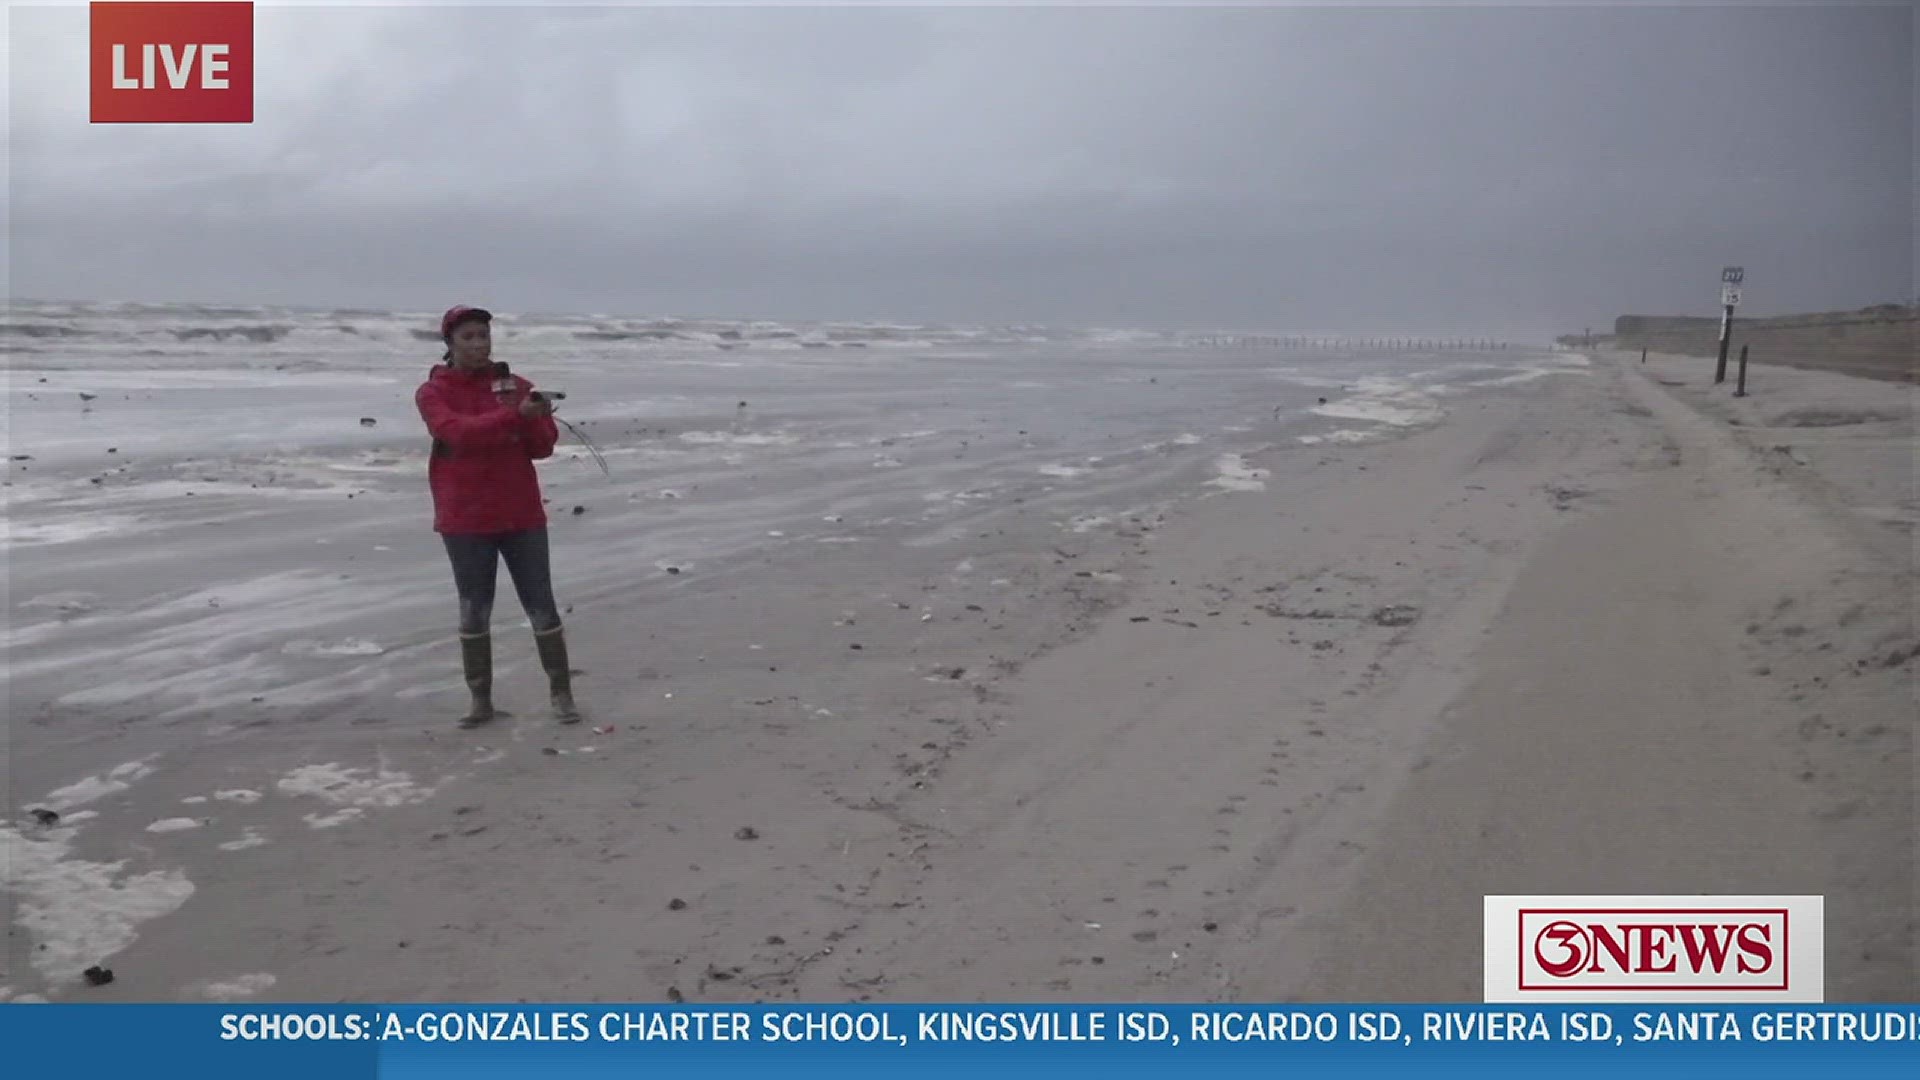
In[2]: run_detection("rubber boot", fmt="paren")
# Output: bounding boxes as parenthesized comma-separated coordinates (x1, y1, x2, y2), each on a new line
(535, 626, 582, 724)
(458, 633, 495, 729)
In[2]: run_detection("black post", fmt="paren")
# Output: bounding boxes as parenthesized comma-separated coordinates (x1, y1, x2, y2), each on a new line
(1734, 344, 1749, 397)
(1641, 347, 1647, 364)
(1714, 304, 1733, 384)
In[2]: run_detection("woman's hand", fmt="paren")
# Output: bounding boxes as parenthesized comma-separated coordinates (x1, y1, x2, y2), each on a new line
(519, 394, 553, 419)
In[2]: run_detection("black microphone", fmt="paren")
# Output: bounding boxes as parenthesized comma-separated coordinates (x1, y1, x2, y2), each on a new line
(494, 361, 566, 403)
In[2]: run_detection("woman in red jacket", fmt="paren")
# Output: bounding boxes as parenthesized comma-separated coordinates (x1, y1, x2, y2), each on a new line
(416, 305, 582, 727)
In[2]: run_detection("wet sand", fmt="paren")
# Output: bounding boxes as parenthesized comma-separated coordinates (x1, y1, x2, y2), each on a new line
(3, 346, 1911, 1003)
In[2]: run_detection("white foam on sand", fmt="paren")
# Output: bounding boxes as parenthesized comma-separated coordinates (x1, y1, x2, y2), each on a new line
(1040, 464, 1088, 479)
(213, 789, 262, 804)
(281, 638, 386, 658)
(24, 369, 393, 392)
(0, 513, 145, 549)
(275, 762, 439, 814)
(1310, 377, 1445, 429)
(138, 570, 341, 621)
(303, 809, 364, 829)
(73, 478, 367, 505)
(1068, 515, 1113, 533)
(218, 830, 269, 852)
(19, 592, 102, 616)
(31, 570, 417, 705)
(195, 973, 277, 1001)
(1, 621, 72, 651)
(0, 823, 196, 984)
(52, 649, 271, 710)
(0, 478, 81, 510)
(926, 487, 996, 506)
(1298, 429, 1382, 447)
(44, 758, 157, 811)
(1207, 454, 1270, 492)
(1263, 369, 1350, 389)
(678, 431, 798, 447)
(1172, 434, 1203, 446)
(1467, 366, 1594, 387)
(145, 818, 204, 834)
(324, 453, 419, 474)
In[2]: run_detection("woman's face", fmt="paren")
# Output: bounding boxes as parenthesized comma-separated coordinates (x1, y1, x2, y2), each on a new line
(448, 321, 493, 370)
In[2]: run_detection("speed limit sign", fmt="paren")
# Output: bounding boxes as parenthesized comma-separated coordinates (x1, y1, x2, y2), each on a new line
(1722, 286, 1742, 307)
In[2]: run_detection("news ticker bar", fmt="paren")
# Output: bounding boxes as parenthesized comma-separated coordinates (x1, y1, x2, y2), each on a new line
(4, 1005, 1920, 1077)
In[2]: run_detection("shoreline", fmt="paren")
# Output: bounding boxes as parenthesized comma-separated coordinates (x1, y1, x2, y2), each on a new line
(4, 349, 1912, 1003)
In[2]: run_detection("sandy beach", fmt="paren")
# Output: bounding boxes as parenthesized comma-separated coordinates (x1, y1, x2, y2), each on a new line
(3, 320, 1912, 1004)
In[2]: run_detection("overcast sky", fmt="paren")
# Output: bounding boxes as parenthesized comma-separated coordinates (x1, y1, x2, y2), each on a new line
(6, 2, 1913, 330)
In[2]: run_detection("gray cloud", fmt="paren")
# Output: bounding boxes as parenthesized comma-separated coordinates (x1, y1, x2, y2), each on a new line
(9, 3, 1912, 328)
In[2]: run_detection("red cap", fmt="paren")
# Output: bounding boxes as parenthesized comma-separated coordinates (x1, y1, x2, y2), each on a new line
(440, 305, 493, 339)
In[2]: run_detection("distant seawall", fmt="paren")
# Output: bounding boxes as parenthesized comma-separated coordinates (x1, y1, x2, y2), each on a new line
(1612, 305, 1915, 383)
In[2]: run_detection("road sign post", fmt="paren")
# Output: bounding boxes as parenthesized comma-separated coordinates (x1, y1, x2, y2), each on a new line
(1714, 267, 1743, 384)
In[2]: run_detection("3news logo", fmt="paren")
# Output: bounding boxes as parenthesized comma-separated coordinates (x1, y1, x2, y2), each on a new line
(90, 2, 253, 123)
(1484, 896, 1825, 1003)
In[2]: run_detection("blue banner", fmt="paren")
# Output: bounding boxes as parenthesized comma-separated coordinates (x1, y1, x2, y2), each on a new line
(3, 1005, 1918, 1077)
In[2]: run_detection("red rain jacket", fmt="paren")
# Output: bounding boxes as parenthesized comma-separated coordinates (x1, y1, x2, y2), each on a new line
(415, 364, 560, 535)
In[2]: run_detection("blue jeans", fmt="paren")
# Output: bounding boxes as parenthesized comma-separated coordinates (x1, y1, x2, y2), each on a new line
(441, 528, 562, 636)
